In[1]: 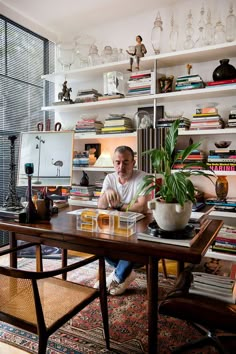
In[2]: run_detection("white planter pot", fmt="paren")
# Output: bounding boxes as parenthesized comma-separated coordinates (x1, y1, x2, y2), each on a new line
(148, 199, 193, 231)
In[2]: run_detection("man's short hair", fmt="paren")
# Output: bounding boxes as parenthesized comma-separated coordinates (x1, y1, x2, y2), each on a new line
(114, 146, 134, 160)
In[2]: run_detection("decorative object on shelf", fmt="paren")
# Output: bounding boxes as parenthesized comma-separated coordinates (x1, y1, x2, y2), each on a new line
(74, 34, 94, 68)
(101, 45, 113, 63)
(158, 75, 174, 93)
(214, 141, 231, 148)
(126, 35, 147, 71)
(57, 41, 76, 71)
(138, 111, 153, 129)
(54, 81, 73, 105)
(186, 63, 192, 75)
(111, 47, 119, 62)
(80, 171, 89, 186)
(94, 152, 113, 167)
(88, 44, 101, 66)
(151, 12, 163, 54)
(195, 5, 205, 48)
(184, 10, 194, 50)
(169, 15, 178, 52)
(212, 59, 236, 81)
(24, 163, 37, 223)
(118, 48, 126, 61)
(205, 8, 214, 45)
(226, 3, 236, 42)
(103, 71, 124, 95)
(215, 176, 228, 201)
(130, 119, 215, 231)
(214, 17, 226, 44)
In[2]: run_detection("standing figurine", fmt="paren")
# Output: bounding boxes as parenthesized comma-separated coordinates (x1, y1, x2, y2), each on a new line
(126, 35, 147, 72)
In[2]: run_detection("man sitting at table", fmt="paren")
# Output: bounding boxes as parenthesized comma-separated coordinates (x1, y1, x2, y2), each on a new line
(96, 145, 151, 295)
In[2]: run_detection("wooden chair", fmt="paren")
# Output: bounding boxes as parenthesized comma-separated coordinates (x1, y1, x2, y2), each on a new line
(0, 243, 110, 354)
(159, 267, 236, 353)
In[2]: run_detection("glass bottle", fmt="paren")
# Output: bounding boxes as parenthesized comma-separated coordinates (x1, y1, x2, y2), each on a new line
(118, 48, 126, 61)
(151, 12, 163, 54)
(88, 44, 100, 66)
(215, 176, 228, 201)
(226, 3, 236, 42)
(184, 10, 194, 50)
(195, 5, 205, 48)
(169, 15, 178, 51)
(214, 17, 226, 44)
(205, 8, 214, 45)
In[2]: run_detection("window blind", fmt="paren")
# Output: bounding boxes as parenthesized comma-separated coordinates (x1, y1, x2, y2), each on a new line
(0, 16, 55, 246)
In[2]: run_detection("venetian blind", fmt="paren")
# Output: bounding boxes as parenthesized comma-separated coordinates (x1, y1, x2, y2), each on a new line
(0, 16, 55, 246)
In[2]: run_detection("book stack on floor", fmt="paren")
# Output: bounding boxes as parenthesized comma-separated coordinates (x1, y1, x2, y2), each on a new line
(189, 272, 236, 303)
(190, 105, 224, 130)
(212, 224, 236, 254)
(205, 78, 236, 88)
(127, 70, 153, 96)
(175, 74, 205, 91)
(228, 108, 236, 127)
(207, 149, 236, 172)
(101, 114, 135, 134)
(172, 149, 207, 170)
(75, 118, 104, 135)
(69, 185, 96, 201)
(74, 88, 102, 103)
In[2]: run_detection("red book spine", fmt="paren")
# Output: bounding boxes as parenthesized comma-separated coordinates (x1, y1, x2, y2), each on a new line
(206, 78, 236, 86)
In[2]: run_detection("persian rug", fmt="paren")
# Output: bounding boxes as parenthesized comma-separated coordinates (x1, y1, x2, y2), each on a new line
(0, 257, 225, 353)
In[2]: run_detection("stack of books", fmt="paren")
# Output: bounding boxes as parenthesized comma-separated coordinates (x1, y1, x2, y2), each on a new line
(172, 149, 206, 169)
(74, 88, 102, 103)
(207, 149, 236, 172)
(127, 70, 153, 96)
(206, 78, 236, 87)
(212, 224, 236, 254)
(175, 74, 205, 91)
(156, 117, 189, 129)
(91, 177, 105, 202)
(75, 118, 104, 135)
(228, 108, 236, 127)
(97, 93, 125, 101)
(188, 211, 209, 229)
(190, 105, 224, 130)
(69, 185, 96, 201)
(101, 114, 135, 134)
(189, 272, 236, 303)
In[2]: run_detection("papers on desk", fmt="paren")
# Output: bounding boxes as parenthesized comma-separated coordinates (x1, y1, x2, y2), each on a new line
(137, 232, 196, 247)
(207, 210, 236, 227)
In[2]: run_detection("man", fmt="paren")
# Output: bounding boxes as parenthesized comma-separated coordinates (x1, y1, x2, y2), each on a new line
(96, 145, 151, 295)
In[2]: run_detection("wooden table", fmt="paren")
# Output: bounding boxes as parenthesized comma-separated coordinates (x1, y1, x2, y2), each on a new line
(0, 207, 223, 354)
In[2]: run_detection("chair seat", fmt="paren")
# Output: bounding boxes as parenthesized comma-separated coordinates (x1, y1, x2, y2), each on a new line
(159, 293, 236, 334)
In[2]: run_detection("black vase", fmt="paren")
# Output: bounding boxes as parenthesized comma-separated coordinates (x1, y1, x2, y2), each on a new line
(80, 171, 89, 186)
(212, 59, 236, 81)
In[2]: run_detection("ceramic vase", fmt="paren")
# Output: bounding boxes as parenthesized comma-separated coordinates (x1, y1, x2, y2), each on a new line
(212, 59, 236, 81)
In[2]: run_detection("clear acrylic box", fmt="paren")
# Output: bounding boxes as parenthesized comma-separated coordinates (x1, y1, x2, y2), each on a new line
(77, 209, 136, 237)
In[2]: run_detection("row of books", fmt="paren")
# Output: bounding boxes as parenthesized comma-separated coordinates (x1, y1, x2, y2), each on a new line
(175, 74, 205, 91)
(101, 113, 135, 134)
(189, 111, 225, 130)
(207, 149, 236, 171)
(172, 149, 207, 170)
(212, 224, 236, 255)
(127, 70, 154, 96)
(189, 272, 236, 303)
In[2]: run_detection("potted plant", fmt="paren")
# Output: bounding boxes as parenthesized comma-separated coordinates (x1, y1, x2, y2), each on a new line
(133, 119, 215, 231)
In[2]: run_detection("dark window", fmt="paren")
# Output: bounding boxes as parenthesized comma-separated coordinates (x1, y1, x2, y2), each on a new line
(0, 16, 55, 246)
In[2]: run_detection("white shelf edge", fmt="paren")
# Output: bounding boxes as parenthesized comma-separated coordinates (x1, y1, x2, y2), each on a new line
(179, 127, 236, 136)
(73, 166, 114, 172)
(41, 85, 236, 112)
(74, 132, 137, 139)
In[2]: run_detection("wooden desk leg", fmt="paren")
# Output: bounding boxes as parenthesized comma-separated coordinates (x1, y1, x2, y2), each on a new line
(147, 256, 159, 354)
(35, 244, 43, 272)
(61, 249, 67, 280)
(9, 232, 17, 268)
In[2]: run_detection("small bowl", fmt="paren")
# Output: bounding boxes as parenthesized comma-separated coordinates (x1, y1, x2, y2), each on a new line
(214, 141, 231, 148)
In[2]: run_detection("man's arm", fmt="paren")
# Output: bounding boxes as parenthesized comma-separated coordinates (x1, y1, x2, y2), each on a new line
(120, 194, 151, 214)
(97, 188, 121, 209)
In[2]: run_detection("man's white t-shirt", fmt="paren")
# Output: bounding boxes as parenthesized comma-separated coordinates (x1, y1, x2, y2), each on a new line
(101, 170, 147, 204)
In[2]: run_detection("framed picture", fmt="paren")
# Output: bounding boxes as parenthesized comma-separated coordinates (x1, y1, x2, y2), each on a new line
(17, 131, 74, 187)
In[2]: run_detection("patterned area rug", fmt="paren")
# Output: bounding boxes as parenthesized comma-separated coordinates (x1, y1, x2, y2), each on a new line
(0, 257, 221, 353)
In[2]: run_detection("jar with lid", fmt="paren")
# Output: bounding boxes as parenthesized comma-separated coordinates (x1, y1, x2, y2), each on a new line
(215, 176, 228, 201)
(151, 12, 163, 54)
(214, 17, 226, 44)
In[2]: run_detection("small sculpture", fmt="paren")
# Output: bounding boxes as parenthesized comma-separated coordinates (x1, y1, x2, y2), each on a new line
(58, 81, 73, 103)
(187, 64, 192, 75)
(126, 35, 147, 72)
(80, 171, 89, 186)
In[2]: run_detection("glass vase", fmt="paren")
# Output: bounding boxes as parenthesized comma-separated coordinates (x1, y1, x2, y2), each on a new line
(214, 18, 226, 44)
(226, 3, 236, 42)
(151, 12, 163, 54)
(169, 15, 178, 52)
(215, 176, 228, 201)
(205, 8, 214, 45)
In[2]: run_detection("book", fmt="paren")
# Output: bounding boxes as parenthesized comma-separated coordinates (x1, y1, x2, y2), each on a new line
(196, 107, 218, 114)
(189, 272, 236, 303)
(206, 78, 236, 86)
(101, 126, 134, 132)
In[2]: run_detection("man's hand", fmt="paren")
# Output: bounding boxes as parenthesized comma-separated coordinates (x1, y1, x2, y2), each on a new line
(98, 189, 121, 209)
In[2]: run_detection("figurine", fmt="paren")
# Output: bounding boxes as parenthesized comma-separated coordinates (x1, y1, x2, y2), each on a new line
(126, 35, 147, 72)
(58, 81, 73, 103)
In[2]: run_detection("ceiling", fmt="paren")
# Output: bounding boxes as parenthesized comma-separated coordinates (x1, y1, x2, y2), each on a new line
(1, 0, 177, 40)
